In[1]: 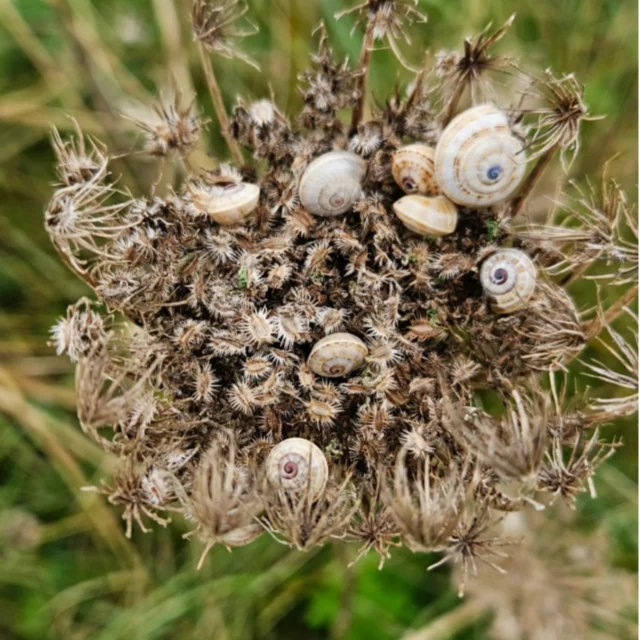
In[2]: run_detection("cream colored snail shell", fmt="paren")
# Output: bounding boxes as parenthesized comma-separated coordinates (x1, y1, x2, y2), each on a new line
(392, 194, 458, 237)
(480, 248, 537, 314)
(308, 332, 368, 378)
(188, 179, 260, 226)
(299, 151, 367, 217)
(391, 144, 440, 195)
(219, 522, 263, 548)
(435, 104, 526, 208)
(266, 437, 328, 499)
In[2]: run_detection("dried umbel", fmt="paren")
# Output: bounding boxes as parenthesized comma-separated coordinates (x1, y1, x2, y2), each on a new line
(45, 2, 636, 595)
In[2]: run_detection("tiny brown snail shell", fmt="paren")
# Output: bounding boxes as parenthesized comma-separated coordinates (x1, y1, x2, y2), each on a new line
(392, 194, 458, 237)
(307, 332, 368, 378)
(480, 248, 537, 314)
(265, 437, 328, 499)
(391, 144, 440, 195)
(299, 151, 367, 217)
(188, 172, 260, 226)
(435, 104, 527, 208)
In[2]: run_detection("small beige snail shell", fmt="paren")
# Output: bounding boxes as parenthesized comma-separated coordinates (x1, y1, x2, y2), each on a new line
(308, 332, 368, 378)
(266, 437, 328, 499)
(391, 144, 440, 195)
(188, 174, 260, 226)
(480, 248, 537, 314)
(392, 194, 458, 237)
(219, 522, 263, 548)
(299, 151, 367, 217)
(435, 104, 526, 208)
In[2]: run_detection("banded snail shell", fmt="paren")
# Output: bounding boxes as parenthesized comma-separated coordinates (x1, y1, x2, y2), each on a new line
(391, 144, 440, 195)
(266, 437, 328, 499)
(308, 332, 368, 378)
(480, 248, 537, 314)
(435, 104, 526, 208)
(299, 151, 367, 217)
(188, 175, 260, 226)
(392, 194, 458, 237)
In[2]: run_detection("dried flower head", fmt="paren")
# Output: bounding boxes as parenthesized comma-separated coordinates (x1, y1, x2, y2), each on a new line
(44, 3, 636, 597)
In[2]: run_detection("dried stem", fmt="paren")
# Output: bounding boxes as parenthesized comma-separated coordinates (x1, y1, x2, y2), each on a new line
(351, 23, 376, 131)
(198, 43, 244, 165)
(509, 143, 560, 218)
(401, 600, 488, 640)
(441, 80, 466, 127)
(330, 544, 358, 640)
(582, 283, 638, 342)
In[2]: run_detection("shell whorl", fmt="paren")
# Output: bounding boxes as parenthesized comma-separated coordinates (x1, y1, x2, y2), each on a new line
(480, 248, 537, 313)
(435, 104, 526, 208)
(391, 144, 440, 195)
(299, 151, 367, 217)
(308, 332, 368, 378)
(188, 178, 260, 226)
(265, 438, 328, 499)
(392, 194, 458, 237)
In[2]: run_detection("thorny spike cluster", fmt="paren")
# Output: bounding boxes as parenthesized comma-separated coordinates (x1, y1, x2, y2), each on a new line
(46, 2, 637, 594)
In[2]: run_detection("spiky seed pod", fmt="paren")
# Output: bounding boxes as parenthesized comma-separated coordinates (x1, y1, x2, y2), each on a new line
(435, 104, 527, 207)
(392, 194, 458, 236)
(391, 144, 440, 195)
(480, 248, 537, 313)
(298, 151, 367, 217)
(265, 438, 328, 500)
(307, 333, 368, 378)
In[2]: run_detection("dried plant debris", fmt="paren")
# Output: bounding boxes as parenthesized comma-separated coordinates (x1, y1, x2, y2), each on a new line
(45, 1, 636, 591)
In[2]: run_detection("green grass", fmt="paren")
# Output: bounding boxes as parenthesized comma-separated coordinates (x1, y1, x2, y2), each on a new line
(0, 1, 637, 638)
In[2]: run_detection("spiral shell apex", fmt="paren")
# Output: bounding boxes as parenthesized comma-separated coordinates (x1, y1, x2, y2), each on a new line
(188, 178, 260, 226)
(308, 332, 368, 378)
(266, 438, 328, 499)
(480, 248, 537, 314)
(391, 144, 440, 195)
(393, 194, 458, 237)
(435, 104, 526, 208)
(299, 151, 367, 217)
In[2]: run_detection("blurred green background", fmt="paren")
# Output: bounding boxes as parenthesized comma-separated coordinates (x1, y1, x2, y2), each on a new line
(0, 1, 637, 638)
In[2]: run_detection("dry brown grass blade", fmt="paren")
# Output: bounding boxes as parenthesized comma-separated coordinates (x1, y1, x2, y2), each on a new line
(0, 367, 147, 575)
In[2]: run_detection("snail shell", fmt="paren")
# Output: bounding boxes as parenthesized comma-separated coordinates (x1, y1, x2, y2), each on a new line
(480, 249, 537, 314)
(308, 332, 368, 378)
(266, 437, 328, 499)
(299, 151, 367, 217)
(219, 522, 263, 548)
(392, 194, 458, 237)
(189, 178, 260, 226)
(391, 144, 440, 195)
(434, 104, 526, 208)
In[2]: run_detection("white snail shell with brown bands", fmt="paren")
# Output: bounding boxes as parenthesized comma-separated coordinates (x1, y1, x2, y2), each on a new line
(188, 179, 260, 226)
(392, 194, 458, 237)
(435, 104, 527, 208)
(391, 144, 440, 195)
(480, 248, 537, 314)
(308, 332, 368, 378)
(299, 151, 367, 217)
(265, 437, 328, 500)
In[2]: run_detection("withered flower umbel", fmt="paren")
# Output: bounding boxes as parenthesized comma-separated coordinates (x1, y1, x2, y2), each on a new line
(45, 3, 636, 597)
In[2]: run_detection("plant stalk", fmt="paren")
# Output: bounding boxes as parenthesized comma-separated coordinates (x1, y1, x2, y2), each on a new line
(402, 600, 488, 640)
(198, 44, 244, 165)
(441, 80, 466, 126)
(351, 22, 376, 131)
(509, 144, 560, 219)
(582, 283, 638, 342)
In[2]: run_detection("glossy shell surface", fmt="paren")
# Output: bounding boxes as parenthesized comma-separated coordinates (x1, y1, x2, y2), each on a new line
(435, 104, 526, 208)
(391, 144, 440, 195)
(392, 194, 458, 237)
(307, 332, 368, 378)
(480, 248, 537, 313)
